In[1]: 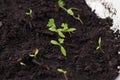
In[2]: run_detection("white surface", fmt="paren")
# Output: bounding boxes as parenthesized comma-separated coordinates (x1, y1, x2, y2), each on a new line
(85, 0, 120, 80)
(85, 0, 120, 33)
(116, 74, 120, 80)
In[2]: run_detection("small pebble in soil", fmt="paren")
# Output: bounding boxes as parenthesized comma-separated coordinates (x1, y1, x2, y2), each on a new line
(117, 66, 120, 69)
(115, 37, 118, 39)
(118, 51, 120, 54)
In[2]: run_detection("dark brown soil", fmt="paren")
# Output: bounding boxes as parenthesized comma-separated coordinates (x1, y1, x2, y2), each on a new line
(0, 0, 120, 80)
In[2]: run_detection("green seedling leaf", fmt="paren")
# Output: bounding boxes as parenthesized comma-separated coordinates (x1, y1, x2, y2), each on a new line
(47, 18, 57, 32)
(67, 8, 79, 16)
(96, 37, 101, 50)
(47, 18, 56, 28)
(29, 48, 39, 58)
(57, 30, 65, 38)
(58, 0, 65, 8)
(51, 40, 60, 46)
(67, 8, 74, 16)
(66, 28, 76, 32)
(96, 46, 100, 50)
(49, 27, 56, 32)
(20, 62, 26, 66)
(98, 37, 102, 46)
(26, 9, 33, 17)
(29, 55, 34, 57)
(57, 28, 63, 32)
(96, 37, 105, 53)
(61, 23, 68, 30)
(60, 46, 66, 56)
(57, 68, 67, 74)
(58, 38, 64, 44)
(61, 23, 76, 32)
(34, 48, 39, 55)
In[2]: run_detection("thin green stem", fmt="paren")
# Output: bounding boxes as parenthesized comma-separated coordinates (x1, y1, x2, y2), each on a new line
(61, 7, 67, 11)
(100, 48, 105, 53)
(73, 15, 83, 24)
(64, 73, 68, 80)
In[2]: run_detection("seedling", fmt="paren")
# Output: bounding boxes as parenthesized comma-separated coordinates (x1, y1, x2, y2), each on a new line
(58, 0, 83, 24)
(96, 37, 105, 53)
(20, 62, 26, 66)
(26, 9, 33, 17)
(57, 68, 68, 80)
(51, 38, 66, 56)
(29, 48, 39, 59)
(47, 18, 76, 38)
(47, 18, 76, 56)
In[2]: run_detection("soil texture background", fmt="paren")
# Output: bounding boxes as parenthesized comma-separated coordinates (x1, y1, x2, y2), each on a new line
(0, 0, 120, 80)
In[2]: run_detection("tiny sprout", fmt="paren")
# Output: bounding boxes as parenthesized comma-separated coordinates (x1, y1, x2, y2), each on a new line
(20, 62, 26, 66)
(26, 9, 33, 17)
(29, 48, 39, 58)
(58, 0, 83, 24)
(96, 37, 105, 53)
(51, 38, 66, 56)
(57, 68, 68, 80)
(47, 18, 76, 38)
